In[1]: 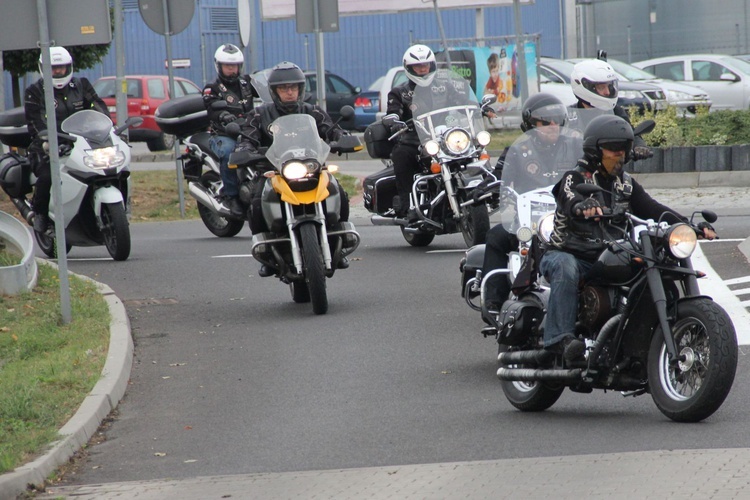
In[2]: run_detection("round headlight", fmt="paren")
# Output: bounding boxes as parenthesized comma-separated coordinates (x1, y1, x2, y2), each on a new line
(538, 213, 555, 244)
(283, 161, 308, 180)
(667, 223, 697, 259)
(516, 226, 533, 243)
(445, 129, 471, 154)
(424, 140, 440, 156)
(476, 130, 491, 147)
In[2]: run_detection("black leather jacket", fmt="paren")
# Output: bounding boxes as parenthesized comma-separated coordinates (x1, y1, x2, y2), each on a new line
(202, 75, 256, 135)
(385, 80, 420, 147)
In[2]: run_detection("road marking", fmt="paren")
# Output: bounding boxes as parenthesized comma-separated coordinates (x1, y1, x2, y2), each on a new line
(426, 249, 468, 254)
(702, 238, 746, 243)
(212, 254, 254, 258)
(725, 276, 750, 286)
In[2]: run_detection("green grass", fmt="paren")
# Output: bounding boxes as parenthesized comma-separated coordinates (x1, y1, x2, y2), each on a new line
(0, 247, 22, 267)
(0, 265, 110, 474)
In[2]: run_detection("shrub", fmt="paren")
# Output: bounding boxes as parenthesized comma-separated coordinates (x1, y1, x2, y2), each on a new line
(629, 106, 750, 147)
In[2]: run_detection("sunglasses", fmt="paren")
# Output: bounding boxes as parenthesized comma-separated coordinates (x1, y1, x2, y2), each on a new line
(600, 141, 630, 152)
(276, 83, 299, 92)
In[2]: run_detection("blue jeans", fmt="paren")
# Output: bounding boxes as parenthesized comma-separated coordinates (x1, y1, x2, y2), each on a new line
(539, 250, 594, 348)
(209, 135, 238, 198)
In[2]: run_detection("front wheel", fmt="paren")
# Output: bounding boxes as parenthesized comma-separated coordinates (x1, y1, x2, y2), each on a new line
(101, 202, 131, 261)
(498, 344, 564, 411)
(290, 281, 311, 303)
(648, 297, 738, 422)
(299, 223, 328, 315)
(459, 202, 490, 247)
(196, 172, 243, 238)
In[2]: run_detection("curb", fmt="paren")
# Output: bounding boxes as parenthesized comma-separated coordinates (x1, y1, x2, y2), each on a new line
(0, 267, 133, 500)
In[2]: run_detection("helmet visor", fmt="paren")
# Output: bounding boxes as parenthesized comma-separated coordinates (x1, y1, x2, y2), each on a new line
(598, 139, 631, 152)
(52, 64, 72, 79)
(528, 103, 567, 127)
(581, 78, 618, 98)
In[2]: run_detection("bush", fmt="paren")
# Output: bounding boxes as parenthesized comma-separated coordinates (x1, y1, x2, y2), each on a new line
(629, 106, 750, 147)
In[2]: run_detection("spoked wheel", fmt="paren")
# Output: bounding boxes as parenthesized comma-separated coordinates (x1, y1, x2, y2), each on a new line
(648, 297, 738, 422)
(101, 202, 131, 261)
(299, 223, 328, 315)
(498, 344, 564, 412)
(197, 172, 243, 238)
(459, 196, 490, 247)
(290, 281, 311, 303)
(34, 225, 71, 258)
(400, 226, 435, 247)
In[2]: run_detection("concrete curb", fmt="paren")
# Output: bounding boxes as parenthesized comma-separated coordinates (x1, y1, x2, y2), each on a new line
(0, 267, 133, 500)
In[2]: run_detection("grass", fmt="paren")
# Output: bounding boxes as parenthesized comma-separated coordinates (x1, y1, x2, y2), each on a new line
(0, 265, 110, 474)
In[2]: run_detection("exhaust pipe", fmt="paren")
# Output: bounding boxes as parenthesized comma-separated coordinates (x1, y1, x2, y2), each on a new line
(497, 350, 555, 367)
(187, 182, 231, 217)
(370, 215, 400, 226)
(497, 367, 583, 382)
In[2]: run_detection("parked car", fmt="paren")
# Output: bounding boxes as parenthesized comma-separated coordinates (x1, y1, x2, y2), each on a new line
(569, 57, 711, 117)
(633, 54, 750, 111)
(539, 57, 668, 112)
(93, 75, 202, 151)
(302, 70, 361, 130)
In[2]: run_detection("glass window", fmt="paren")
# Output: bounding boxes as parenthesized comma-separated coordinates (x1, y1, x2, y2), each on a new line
(650, 62, 684, 81)
(93, 79, 116, 98)
(328, 75, 352, 94)
(305, 75, 316, 93)
(147, 79, 166, 99)
(392, 70, 408, 88)
(126, 78, 142, 98)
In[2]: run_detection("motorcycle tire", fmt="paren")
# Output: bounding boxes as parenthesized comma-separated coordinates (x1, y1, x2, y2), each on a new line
(498, 344, 564, 412)
(299, 223, 328, 315)
(459, 198, 490, 247)
(647, 297, 738, 423)
(400, 226, 435, 247)
(34, 228, 71, 258)
(101, 202, 131, 261)
(290, 281, 311, 303)
(197, 172, 243, 238)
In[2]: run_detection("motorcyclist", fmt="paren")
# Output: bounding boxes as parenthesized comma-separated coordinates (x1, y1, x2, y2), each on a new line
(539, 114, 716, 363)
(382, 44, 438, 220)
(481, 93, 581, 312)
(24, 46, 109, 235)
(567, 57, 653, 161)
(236, 61, 351, 276)
(202, 43, 257, 217)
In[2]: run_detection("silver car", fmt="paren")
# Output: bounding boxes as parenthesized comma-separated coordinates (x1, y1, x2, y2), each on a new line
(571, 58, 712, 117)
(633, 54, 750, 111)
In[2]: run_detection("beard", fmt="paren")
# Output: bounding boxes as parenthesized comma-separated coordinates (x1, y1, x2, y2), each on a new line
(601, 156, 625, 177)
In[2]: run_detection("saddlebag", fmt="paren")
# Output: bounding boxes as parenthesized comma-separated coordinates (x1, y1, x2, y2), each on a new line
(0, 107, 32, 149)
(0, 152, 32, 198)
(155, 94, 210, 138)
(498, 295, 545, 346)
(363, 121, 393, 160)
(362, 165, 397, 214)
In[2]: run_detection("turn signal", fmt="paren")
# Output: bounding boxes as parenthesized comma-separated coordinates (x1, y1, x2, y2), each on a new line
(430, 163, 441, 174)
(520, 248, 528, 256)
(263, 171, 276, 178)
(480, 153, 490, 161)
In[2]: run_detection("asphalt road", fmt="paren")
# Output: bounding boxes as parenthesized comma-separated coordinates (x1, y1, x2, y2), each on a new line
(48, 210, 750, 486)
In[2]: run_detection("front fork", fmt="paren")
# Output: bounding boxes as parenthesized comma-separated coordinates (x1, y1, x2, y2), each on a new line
(285, 202, 333, 274)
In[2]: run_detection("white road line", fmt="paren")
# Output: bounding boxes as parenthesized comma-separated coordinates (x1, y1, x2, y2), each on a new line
(725, 276, 750, 286)
(693, 244, 750, 345)
(701, 238, 747, 243)
(733, 287, 750, 296)
(212, 254, 253, 258)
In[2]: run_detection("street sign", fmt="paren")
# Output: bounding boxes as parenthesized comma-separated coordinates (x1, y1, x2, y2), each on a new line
(165, 58, 191, 68)
(238, 0, 251, 48)
(296, 0, 339, 34)
(138, 0, 195, 36)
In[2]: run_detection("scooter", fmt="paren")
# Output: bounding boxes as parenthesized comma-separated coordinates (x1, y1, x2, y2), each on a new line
(0, 108, 139, 260)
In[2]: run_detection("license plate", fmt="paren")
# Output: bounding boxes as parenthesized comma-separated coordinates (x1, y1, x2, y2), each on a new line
(107, 106, 116, 113)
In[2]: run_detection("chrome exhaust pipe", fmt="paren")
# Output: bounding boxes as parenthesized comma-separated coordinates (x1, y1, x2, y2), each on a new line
(370, 215, 400, 226)
(187, 182, 230, 217)
(497, 367, 583, 382)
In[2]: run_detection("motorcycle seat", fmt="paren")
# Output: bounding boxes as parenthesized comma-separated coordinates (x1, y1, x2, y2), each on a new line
(190, 132, 220, 162)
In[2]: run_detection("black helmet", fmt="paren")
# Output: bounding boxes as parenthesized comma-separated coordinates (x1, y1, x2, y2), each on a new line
(268, 61, 306, 114)
(521, 93, 568, 132)
(582, 114, 634, 163)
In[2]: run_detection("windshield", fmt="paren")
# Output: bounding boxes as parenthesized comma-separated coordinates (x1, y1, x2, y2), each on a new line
(721, 55, 750, 74)
(60, 109, 113, 143)
(411, 69, 485, 145)
(607, 59, 658, 81)
(265, 114, 330, 168)
(250, 70, 274, 104)
(502, 124, 583, 194)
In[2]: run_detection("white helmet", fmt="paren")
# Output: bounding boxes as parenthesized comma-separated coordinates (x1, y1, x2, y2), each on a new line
(402, 44, 437, 87)
(214, 43, 244, 84)
(39, 46, 73, 89)
(570, 59, 619, 110)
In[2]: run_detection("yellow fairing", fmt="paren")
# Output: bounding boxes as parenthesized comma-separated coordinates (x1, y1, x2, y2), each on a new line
(271, 171, 331, 205)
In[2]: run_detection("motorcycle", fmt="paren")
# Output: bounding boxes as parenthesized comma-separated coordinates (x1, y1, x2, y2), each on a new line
(0, 108, 139, 260)
(227, 112, 363, 315)
(362, 69, 499, 247)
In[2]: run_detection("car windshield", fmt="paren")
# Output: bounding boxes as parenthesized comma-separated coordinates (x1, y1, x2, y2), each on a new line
(541, 59, 576, 83)
(60, 109, 113, 144)
(607, 59, 658, 81)
(411, 69, 485, 145)
(265, 114, 330, 167)
(720, 55, 750, 74)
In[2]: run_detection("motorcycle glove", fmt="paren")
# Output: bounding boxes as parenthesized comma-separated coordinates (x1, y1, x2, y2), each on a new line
(633, 146, 654, 160)
(218, 111, 238, 125)
(573, 197, 601, 216)
(697, 221, 717, 237)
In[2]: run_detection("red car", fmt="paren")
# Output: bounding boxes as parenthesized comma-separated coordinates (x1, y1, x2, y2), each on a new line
(93, 75, 202, 151)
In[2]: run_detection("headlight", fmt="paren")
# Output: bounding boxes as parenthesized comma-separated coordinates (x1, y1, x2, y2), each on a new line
(476, 130, 491, 147)
(516, 226, 533, 243)
(618, 90, 642, 100)
(666, 223, 697, 259)
(538, 213, 555, 244)
(83, 146, 125, 169)
(424, 140, 440, 156)
(667, 90, 691, 101)
(282, 161, 308, 180)
(445, 129, 471, 155)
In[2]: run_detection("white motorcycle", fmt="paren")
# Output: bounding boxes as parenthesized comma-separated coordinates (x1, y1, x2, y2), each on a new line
(0, 108, 139, 260)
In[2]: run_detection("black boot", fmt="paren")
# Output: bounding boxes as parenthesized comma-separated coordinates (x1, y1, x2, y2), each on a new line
(33, 213, 49, 234)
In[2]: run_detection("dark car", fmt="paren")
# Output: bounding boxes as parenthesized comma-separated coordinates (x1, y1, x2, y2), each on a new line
(93, 75, 202, 151)
(302, 71, 361, 130)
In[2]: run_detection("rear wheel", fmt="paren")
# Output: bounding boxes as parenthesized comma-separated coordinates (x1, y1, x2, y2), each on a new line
(299, 223, 328, 315)
(101, 202, 131, 261)
(197, 171, 243, 238)
(498, 344, 564, 411)
(400, 226, 435, 247)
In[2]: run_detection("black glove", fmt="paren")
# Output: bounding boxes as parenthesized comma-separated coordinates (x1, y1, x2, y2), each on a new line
(573, 197, 601, 217)
(633, 146, 653, 160)
(58, 143, 73, 157)
(389, 121, 407, 134)
(218, 111, 238, 125)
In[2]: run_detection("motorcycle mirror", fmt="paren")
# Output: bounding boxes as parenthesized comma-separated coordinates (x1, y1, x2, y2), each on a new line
(339, 105, 355, 120)
(576, 183, 605, 197)
(209, 100, 228, 111)
(481, 94, 498, 107)
(225, 122, 241, 137)
(701, 210, 718, 224)
(633, 119, 656, 137)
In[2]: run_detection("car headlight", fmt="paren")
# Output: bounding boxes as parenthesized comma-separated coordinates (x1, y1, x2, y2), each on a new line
(666, 223, 697, 259)
(83, 146, 126, 169)
(618, 90, 642, 100)
(282, 161, 308, 180)
(476, 130, 491, 147)
(444, 129, 471, 155)
(667, 89, 691, 101)
(538, 213, 556, 244)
